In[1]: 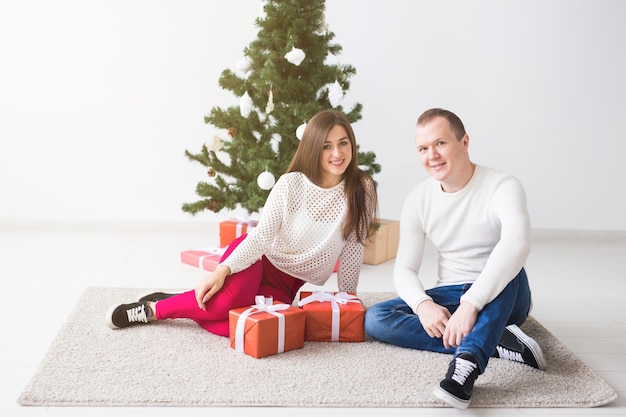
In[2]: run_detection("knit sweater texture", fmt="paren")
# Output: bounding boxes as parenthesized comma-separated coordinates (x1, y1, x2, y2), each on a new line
(221, 172, 366, 292)
(394, 165, 531, 313)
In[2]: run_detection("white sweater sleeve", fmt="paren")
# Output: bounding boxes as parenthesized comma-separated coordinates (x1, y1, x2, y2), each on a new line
(336, 232, 364, 292)
(219, 174, 288, 274)
(393, 187, 431, 313)
(459, 176, 531, 310)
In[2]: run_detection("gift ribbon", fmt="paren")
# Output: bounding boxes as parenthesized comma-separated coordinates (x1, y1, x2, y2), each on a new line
(235, 295, 290, 354)
(298, 291, 359, 341)
(196, 247, 225, 271)
(232, 216, 257, 239)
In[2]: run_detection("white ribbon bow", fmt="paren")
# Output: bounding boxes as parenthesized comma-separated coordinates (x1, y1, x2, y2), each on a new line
(232, 216, 256, 238)
(235, 295, 290, 354)
(298, 291, 359, 341)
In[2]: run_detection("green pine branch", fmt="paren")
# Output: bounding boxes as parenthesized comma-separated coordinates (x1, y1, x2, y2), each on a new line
(183, 0, 380, 215)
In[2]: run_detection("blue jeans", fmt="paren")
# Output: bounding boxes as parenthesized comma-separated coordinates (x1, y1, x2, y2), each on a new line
(364, 269, 531, 374)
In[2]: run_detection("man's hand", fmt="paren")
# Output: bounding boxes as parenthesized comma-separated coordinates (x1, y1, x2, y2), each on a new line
(442, 301, 478, 349)
(416, 299, 451, 339)
(194, 265, 230, 310)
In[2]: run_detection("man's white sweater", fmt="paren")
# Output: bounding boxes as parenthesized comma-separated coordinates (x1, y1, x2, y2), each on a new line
(394, 165, 531, 313)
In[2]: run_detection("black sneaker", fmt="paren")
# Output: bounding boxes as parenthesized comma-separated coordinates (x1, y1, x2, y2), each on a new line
(433, 353, 479, 409)
(494, 324, 546, 370)
(106, 301, 154, 329)
(137, 291, 179, 303)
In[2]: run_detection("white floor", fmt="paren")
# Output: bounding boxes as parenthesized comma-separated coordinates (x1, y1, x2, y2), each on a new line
(1, 220, 625, 417)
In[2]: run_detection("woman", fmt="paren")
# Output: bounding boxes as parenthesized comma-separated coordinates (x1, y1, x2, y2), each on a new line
(106, 110, 378, 336)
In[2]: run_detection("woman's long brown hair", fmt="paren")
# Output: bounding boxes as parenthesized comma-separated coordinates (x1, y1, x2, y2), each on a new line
(287, 110, 378, 244)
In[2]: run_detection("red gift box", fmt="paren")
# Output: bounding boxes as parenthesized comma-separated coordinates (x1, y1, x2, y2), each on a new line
(298, 291, 364, 342)
(219, 218, 258, 247)
(180, 247, 225, 272)
(229, 295, 306, 359)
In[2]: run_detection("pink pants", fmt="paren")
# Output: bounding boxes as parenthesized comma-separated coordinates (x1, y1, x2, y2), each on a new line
(155, 235, 305, 336)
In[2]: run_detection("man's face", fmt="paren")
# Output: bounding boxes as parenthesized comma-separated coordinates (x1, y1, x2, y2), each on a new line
(414, 116, 469, 191)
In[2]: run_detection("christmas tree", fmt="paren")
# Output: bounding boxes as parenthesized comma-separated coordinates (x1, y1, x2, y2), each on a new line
(183, 0, 380, 215)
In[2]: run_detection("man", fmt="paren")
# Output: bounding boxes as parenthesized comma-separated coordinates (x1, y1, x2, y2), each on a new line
(365, 108, 545, 409)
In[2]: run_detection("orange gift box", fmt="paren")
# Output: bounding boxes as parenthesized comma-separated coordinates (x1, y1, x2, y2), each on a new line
(298, 291, 364, 342)
(180, 247, 225, 272)
(219, 218, 258, 247)
(229, 296, 306, 359)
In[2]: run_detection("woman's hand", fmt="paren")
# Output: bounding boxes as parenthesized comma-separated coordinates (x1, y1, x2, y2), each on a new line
(194, 265, 230, 310)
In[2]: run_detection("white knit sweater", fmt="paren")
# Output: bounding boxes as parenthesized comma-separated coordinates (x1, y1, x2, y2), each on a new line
(394, 165, 531, 313)
(221, 172, 369, 292)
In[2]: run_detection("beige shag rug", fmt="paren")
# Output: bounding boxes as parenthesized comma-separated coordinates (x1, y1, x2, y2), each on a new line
(18, 287, 617, 408)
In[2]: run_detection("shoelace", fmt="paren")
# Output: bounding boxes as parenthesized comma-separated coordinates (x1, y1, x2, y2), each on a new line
(451, 357, 478, 385)
(496, 345, 525, 363)
(125, 304, 148, 324)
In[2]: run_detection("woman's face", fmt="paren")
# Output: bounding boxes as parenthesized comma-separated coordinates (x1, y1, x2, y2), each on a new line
(318, 124, 352, 188)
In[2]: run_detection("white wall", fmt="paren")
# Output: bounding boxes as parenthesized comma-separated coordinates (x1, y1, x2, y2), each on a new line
(1, 0, 625, 231)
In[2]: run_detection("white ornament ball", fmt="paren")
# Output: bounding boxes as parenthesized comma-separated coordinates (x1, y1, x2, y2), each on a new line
(207, 135, 224, 152)
(296, 123, 307, 140)
(284, 47, 306, 66)
(235, 57, 252, 77)
(257, 171, 276, 190)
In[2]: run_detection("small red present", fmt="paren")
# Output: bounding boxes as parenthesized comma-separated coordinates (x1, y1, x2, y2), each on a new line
(180, 247, 225, 272)
(219, 218, 258, 247)
(298, 291, 364, 342)
(229, 295, 306, 359)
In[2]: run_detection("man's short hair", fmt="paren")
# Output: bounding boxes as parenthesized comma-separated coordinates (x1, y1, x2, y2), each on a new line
(417, 108, 466, 141)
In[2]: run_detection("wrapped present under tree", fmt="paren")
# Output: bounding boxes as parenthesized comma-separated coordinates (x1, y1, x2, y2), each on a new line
(229, 295, 306, 358)
(298, 291, 364, 342)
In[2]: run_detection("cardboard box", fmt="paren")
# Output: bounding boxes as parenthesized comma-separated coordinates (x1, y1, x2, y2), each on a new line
(229, 296, 306, 358)
(180, 247, 225, 272)
(363, 219, 399, 265)
(298, 291, 364, 342)
(219, 218, 258, 247)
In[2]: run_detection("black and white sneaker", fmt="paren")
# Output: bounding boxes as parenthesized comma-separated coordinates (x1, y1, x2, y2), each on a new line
(494, 324, 546, 370)
(433, 353, 480, 409)
(106, 301, 154, 329)
(137, 291, 179, 303)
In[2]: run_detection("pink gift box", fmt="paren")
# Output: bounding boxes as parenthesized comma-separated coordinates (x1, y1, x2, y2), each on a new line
(180, 247, 225, 272)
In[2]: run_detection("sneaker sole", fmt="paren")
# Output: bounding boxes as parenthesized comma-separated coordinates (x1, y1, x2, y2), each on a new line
(506, 324, 547, 370)
(433, 385, 470, 409)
